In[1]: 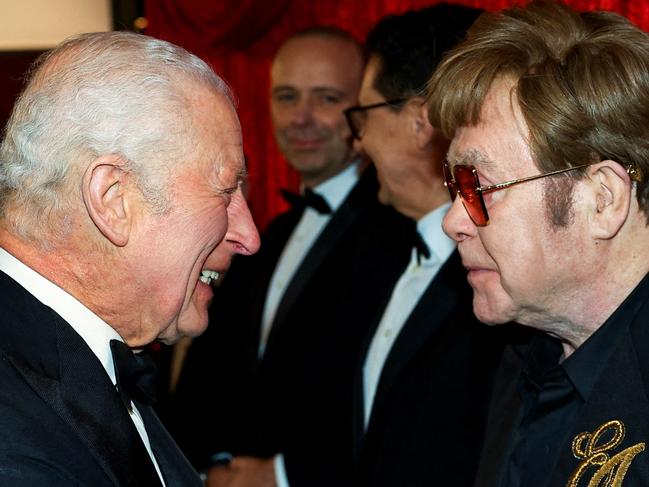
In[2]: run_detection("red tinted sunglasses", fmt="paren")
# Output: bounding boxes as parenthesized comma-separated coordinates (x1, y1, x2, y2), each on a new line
(443, 160, 595, 226)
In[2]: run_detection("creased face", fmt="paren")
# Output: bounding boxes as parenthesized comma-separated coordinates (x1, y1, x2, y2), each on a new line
(270, 35, 363, 186)
(443, 77, 586, 328)
(131, 85, 259, 345)
(355, 56, 412, 210)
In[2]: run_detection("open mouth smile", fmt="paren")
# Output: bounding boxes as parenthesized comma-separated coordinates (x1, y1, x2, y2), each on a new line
(199, 269, 220, 285)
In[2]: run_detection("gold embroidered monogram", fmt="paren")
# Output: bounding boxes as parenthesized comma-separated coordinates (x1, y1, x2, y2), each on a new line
(566, 420, 645, 487)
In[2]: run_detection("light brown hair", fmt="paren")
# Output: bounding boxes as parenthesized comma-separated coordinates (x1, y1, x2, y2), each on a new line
(427, 1, 649, 220)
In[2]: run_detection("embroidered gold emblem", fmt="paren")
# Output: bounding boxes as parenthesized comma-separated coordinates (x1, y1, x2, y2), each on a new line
(566, 420, 645, 487)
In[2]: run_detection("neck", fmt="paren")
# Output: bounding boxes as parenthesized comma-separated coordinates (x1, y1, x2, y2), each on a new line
(0, 225, 131, 337)
(526, 228, 649, 358)
(395, 177, 449, 221)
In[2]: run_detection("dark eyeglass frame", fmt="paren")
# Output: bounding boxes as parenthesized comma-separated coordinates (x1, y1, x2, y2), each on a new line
(343, 98, 408, 140)
(443, 161, 597, 226)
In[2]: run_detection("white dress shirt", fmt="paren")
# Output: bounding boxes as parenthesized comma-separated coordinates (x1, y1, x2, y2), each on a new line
(0, 247, 166, 486)
(362, 203, 455, 428)
(259, 160, 361, 356)
(265, 161, 360, 487)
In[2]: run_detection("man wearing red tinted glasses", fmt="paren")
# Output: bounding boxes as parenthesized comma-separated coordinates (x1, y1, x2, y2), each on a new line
(429, 2, 649, 486)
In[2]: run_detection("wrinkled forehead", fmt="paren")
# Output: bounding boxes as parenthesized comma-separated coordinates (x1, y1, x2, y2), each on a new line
(447, 76, 532, 174)
(179, 82, 245, 178)
(270, 35, 364, 92)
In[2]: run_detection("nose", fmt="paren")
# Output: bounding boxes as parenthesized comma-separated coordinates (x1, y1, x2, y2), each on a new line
(442, 196, 476, 243)
(225, 189, 261, 256)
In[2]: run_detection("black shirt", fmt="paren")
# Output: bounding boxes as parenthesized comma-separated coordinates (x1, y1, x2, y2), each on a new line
(503, 281, 641, 487)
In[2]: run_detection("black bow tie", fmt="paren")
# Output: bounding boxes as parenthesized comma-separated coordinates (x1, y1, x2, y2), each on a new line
(110, 339, 158, 411)
(413, 231, 431, 265)
(280, 188, 332, 214)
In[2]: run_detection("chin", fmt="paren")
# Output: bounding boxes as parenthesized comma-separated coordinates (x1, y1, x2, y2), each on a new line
(472, 296, 514, 326)
(179, 317, 210, 339)
(155, 317, 208, 345)
(377, 188, 392, 207)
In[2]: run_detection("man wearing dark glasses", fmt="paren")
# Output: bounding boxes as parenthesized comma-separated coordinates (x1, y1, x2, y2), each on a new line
(342, 5, 519, 486)
(428, 2, 649, 486)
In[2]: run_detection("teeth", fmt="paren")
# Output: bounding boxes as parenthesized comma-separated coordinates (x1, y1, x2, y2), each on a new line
(200, 270, 220, 285)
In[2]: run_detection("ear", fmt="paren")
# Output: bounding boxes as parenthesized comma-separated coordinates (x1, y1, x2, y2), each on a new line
(409, 97, 434, 150)
(82, 155, 133, 247)
(586, 160, 632, 240)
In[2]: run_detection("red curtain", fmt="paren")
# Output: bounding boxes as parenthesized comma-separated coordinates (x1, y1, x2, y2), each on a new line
(144, 0, 649, 231)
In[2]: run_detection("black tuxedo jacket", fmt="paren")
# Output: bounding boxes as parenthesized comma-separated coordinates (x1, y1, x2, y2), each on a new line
(351, 251, 517, 487)
(169, 166, 415, 485)
(474, 276, 649, 487)
(0, 271, 202, 487)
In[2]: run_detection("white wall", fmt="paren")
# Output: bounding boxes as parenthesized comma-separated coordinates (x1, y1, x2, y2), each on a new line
(0, 0, 112, 51)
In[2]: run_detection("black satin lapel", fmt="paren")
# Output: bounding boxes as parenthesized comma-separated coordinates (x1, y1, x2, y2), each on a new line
(54, 318, 163, 487)
(269, 168, 377, 348)
(248, 207, 304, 335)
(137, 403, 204, 486)
(6, 299, 162, 487)
(369, 253, 465, 421)
(350, 355, 367, 467)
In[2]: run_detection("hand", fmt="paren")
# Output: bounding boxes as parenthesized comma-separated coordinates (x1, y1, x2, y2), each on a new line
(205, 456, 276, 487)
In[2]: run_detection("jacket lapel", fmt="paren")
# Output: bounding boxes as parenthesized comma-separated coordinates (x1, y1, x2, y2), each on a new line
(246, 207, 304, 338)
(366, 252, 466, 430)
(1, 274, 162, 486)
(350, 210, 416, 464)
(138, 403, 203, 486)
(267, 167, 378, 350)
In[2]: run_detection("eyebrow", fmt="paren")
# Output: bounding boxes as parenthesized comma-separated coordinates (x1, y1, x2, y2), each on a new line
(311, 87, 345, 96)
(271, 86, 294, 95)
(215, 165, 248, 195)
(271, 85, 346, 96)
(447, 149, 495, 168)
(236, 166, 249, 183)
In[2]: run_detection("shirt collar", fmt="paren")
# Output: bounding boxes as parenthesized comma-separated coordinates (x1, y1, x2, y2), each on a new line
(415, 202, 455, 266)
(0, 247, 122, 385)
(561, 270, 649, 400)
(310, 159, 361, 212)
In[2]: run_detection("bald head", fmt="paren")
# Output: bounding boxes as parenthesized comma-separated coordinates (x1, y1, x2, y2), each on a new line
(270, 29, 365, 187)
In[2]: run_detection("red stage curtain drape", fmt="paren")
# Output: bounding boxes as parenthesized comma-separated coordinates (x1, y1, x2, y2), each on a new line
(144, 0, 649, 231)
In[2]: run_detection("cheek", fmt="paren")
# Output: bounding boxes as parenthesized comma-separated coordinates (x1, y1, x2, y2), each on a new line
(210, 212, 229, 243)
(483, 226, 549, 307)
(270, 106, 289, 127)
(194, 201, 229, 241)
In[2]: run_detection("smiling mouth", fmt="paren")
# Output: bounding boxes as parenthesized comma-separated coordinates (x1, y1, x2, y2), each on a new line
(199, 270, 220, 285)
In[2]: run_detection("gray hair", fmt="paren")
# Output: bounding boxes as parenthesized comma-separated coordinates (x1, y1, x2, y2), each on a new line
(0, 31, 233, 244)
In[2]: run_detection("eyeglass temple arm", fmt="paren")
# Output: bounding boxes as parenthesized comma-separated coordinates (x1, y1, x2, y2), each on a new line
(476, 163, 598, 194)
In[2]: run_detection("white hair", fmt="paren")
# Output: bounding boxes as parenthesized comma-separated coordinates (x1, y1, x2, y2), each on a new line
(0, 31, 233, 244)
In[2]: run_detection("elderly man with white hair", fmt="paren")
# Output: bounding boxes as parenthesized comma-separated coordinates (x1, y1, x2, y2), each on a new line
(0, 31, 259, 486)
